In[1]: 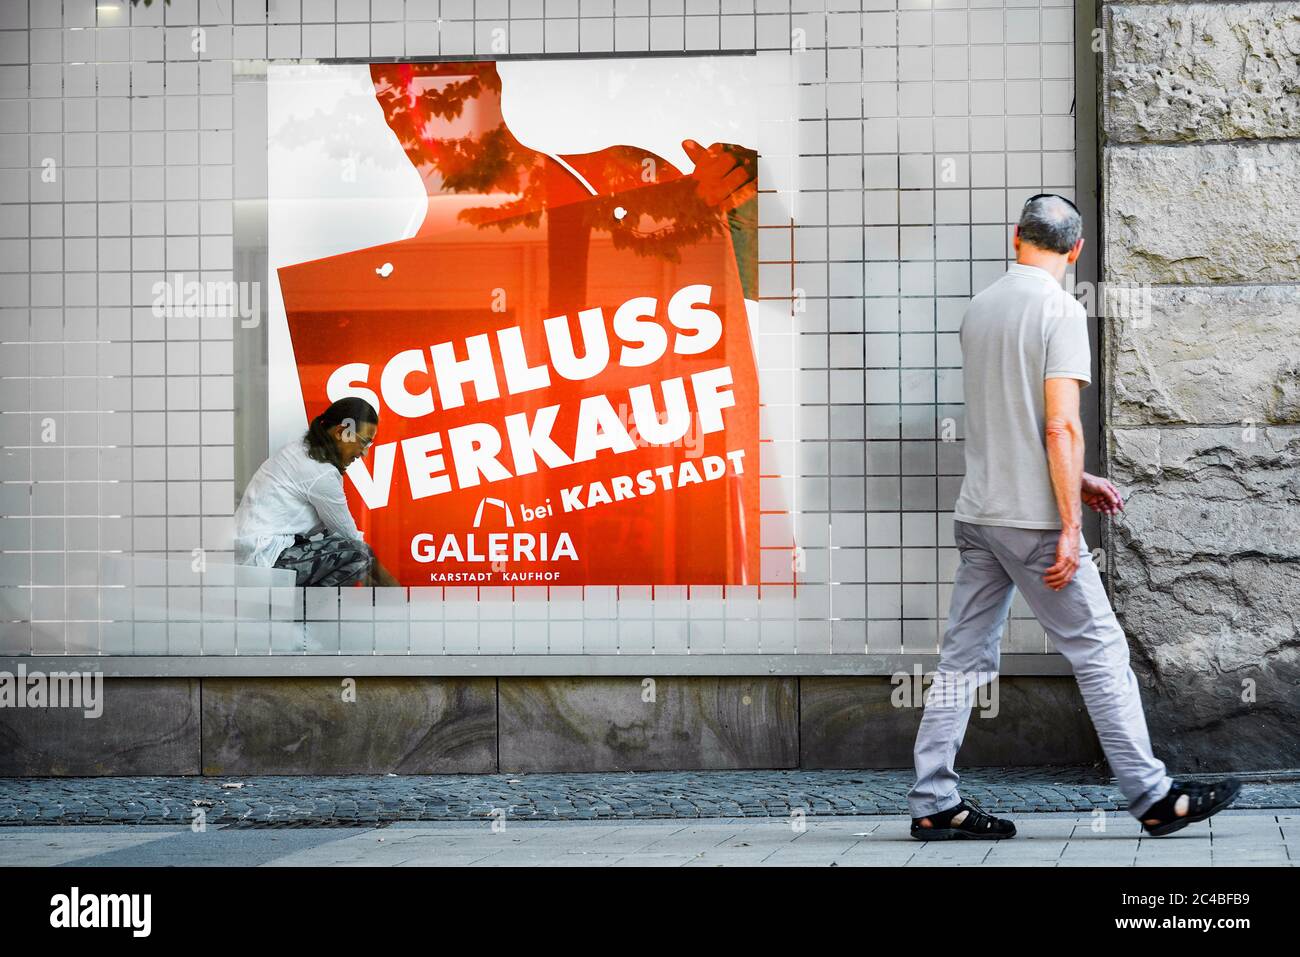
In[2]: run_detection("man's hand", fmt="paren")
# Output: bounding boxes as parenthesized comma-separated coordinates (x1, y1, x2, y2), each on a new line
(1081, 471, 1123, 515)
(1045, 524, 1081, 591)
(682, 139, 757, 212)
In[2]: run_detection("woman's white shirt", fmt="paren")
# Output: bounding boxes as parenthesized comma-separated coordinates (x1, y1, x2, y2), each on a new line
(233, 440, 366, 567)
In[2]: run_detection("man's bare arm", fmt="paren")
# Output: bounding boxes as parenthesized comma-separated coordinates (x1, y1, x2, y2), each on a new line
(1044, 377, 1086, 590)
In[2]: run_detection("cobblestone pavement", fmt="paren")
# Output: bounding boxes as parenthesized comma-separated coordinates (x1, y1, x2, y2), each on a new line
(2, 766, 1297, 827)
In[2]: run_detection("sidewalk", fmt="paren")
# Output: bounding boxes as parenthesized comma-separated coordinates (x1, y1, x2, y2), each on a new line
(1, 811, 1294, 867)
(3, 767, 1298, 826)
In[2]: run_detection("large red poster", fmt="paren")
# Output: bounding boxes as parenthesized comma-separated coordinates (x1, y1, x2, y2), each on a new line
(276, 62, 761, 586)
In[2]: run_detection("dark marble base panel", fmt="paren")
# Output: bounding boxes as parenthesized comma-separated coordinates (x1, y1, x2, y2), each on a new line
(1, 675, 1102, 775)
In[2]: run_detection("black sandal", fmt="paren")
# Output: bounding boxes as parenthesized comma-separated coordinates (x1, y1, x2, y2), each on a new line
(1139, 778, 1242, 837)
(911, 798, 1017, 841)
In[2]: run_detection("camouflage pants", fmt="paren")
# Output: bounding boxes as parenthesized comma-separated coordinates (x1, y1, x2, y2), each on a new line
(273, 529, 373, 587)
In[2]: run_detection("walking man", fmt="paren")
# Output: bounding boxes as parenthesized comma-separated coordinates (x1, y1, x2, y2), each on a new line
(906, 194, 1240, 840)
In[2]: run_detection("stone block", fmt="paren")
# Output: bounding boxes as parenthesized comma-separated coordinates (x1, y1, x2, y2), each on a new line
(1107, 425, 1300, 770)
(1107, 3, 1300, 143)
(798, 676, 1102, 769)
(1105, 142, 1300, 283)
(201, 677, 497, 775)
(498, 677, 797, 772)
(0, 677, 200, 776)
(1108, 285, 1300, 425)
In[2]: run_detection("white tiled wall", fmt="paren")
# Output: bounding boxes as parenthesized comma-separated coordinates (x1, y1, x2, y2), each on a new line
(0, 0, 1075, 660)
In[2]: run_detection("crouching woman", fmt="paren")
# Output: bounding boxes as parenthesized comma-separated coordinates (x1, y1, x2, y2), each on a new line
(234, 397, 398, 587)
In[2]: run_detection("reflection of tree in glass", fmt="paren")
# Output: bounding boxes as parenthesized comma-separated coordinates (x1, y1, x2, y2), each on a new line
(372, 66, 529, 197)
(370, 62, 754, 267)
(271, 82, 413, 176)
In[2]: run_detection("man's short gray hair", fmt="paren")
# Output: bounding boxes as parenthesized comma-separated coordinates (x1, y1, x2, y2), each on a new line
(1017, 194, 1082, 254)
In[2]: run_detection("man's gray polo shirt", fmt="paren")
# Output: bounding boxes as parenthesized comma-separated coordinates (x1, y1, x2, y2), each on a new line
(953, 262, 1092, 531)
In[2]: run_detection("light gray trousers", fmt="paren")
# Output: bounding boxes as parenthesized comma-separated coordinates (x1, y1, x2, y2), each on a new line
(907, 520, 1173, 820)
